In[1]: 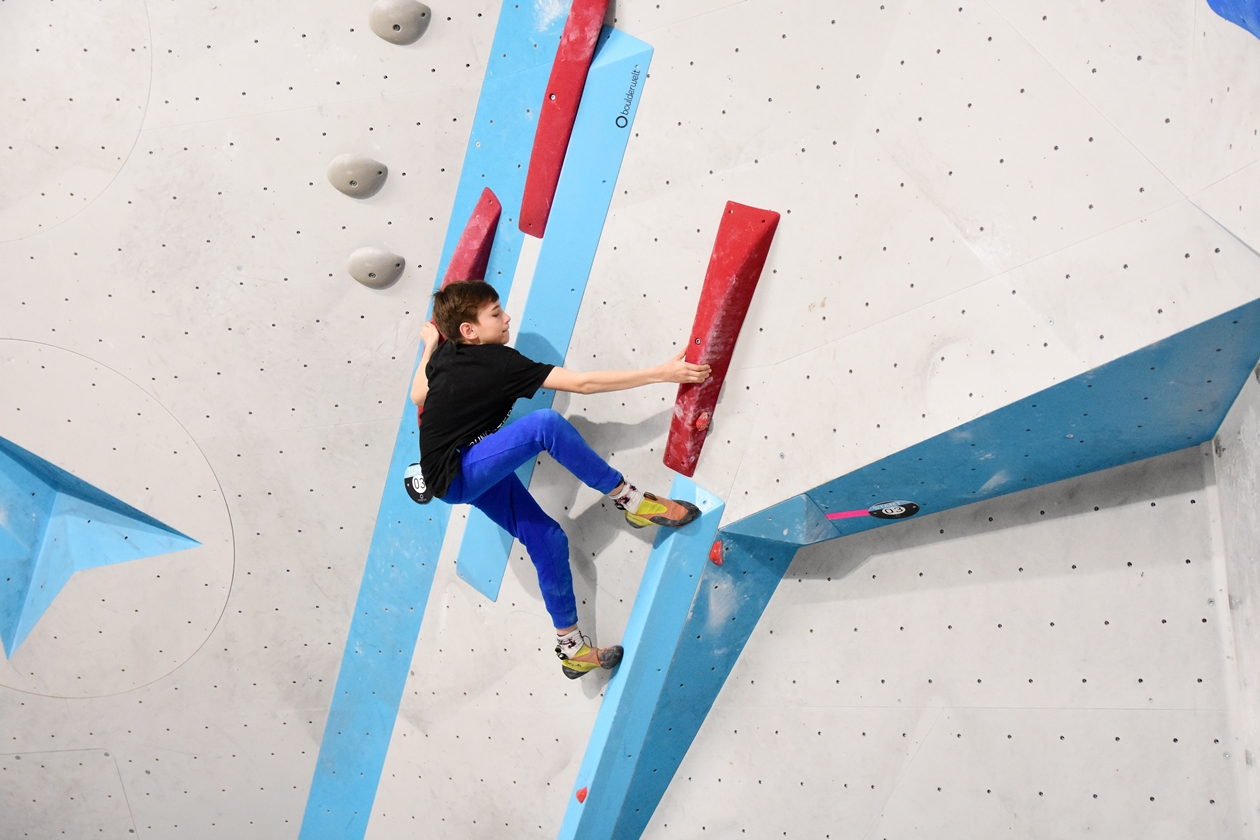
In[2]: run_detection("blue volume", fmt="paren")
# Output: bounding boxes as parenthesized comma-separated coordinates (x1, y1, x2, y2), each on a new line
(1208, 0, 1260, 39)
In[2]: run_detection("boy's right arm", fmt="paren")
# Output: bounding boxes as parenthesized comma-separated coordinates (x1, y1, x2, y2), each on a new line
(543, 349, 710, 395)
(410, 323, 442, 406)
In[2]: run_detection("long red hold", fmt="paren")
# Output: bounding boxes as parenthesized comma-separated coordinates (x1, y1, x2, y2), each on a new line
(518, 0, 609, 238)
(663, 202, 780, 477)
(442, 187, 502, 287)
(419, 187, 502, 425)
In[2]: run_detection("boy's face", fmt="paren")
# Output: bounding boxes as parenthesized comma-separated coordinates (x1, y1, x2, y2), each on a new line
(461, 300, 511, 345)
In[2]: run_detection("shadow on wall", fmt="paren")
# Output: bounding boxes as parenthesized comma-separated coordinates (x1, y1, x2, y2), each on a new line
(514, 331, 563, 370)
(547, 407, 673, 536)
(501, 408, 671, 623)
(789, 444, 1210, 591)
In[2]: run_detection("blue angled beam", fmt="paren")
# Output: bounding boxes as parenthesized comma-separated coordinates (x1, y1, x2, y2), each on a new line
(299, 4, 570, 836)
(556, 477, 724, 839)
(577, 296, 1260, 837)
(455, 27, 653, 600)
(782, 297, 1260, 541)
(565, 525, 804, 840)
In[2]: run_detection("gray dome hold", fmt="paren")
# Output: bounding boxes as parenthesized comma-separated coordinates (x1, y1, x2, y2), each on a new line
(347, 247, 405, 289)
(327, 154, 388, 198)
(369, 0, 432, 45)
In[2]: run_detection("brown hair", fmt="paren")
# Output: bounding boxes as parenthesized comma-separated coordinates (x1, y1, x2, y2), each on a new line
(432, 280, 499, 343)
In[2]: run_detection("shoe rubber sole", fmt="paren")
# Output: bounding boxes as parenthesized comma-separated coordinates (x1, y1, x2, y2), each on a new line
(625, 497, 701, 530)
(560, 644, 624, 679)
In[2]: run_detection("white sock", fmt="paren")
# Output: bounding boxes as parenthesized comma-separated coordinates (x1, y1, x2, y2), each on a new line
(611, 480, 644, 513)
(556, 628, 584, 655)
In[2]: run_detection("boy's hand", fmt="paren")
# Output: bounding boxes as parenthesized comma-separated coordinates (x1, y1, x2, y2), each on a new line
(421, 321, 442, 347)
(659, 349, 711, 384)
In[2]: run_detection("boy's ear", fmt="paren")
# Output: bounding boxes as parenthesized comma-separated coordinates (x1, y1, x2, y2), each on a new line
(458, 321, 478, 342)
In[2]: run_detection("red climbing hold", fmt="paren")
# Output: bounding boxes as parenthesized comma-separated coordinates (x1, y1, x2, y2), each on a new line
(576, 786, 589, 803)
(442, 187, 502, 288)
(663, 201, 780, 477)
(419, 187, 502, 426)
(709, 540, 724, 565)
(518, 0, 610, 238)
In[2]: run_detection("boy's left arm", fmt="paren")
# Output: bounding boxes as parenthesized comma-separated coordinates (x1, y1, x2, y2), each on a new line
(542, 349, 710, 395)
(410, 322, 442, 406)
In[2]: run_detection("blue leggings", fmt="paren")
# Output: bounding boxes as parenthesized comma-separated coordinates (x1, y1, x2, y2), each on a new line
(442, 410, 623, 629)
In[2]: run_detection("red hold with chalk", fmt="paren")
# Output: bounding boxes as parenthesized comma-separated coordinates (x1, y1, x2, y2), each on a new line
(518, 0, 609, 237)
(663, 201, 779, 476)
(419, 187, 502, 425)
(441, 187, 502, 288)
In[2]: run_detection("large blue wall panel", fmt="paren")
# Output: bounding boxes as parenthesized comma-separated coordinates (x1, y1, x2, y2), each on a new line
(299, 3, 572, 837)
(609, 531, 799, 839)
(455, 27, 653, 602)
(556, 477, 723, 840)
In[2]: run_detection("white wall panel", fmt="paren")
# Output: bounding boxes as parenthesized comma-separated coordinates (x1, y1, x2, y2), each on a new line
(2, 0, 1258, 836)
(991, 0, 1260, 196)
(1196, 158, 1260, 254)
(1, 749, 137, 836)
(1215, 366, 1260, 829)
(0, 0, 151, 241)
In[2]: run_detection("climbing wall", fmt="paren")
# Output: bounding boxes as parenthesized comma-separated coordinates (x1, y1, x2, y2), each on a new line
(649, 446, 1250, 836)
(1216, 366, 1260, 823)
(1, 0, 1259, 838)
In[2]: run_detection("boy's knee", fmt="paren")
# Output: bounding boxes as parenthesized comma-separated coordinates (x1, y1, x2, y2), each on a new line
(521, 514, 567, 554)
(542, 520, 568, 555)
(533, 408, 565, 428)
(529, 408, 573, 443)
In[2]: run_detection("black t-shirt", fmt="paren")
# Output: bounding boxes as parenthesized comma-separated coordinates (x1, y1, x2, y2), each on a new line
(418, 341, 554, 499)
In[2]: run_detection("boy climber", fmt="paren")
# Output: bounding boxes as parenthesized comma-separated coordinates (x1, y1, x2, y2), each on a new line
(405, 281, 710, 679)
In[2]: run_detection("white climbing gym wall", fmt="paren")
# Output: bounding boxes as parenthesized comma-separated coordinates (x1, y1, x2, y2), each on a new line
(1, 0, 1259, 838)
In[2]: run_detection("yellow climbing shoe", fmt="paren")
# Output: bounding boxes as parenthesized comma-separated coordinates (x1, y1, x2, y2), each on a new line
(622, 492, 700, 530)
(555, 642, 624, 680)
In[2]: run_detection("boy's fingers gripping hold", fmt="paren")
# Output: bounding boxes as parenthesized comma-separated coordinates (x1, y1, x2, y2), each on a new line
(661, 348, 711, 384)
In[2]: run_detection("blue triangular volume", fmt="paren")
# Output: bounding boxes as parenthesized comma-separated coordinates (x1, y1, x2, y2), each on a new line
(0, 447, 59, 657)
(0, 438, 181, 535)
(0, 437, 199, 656)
